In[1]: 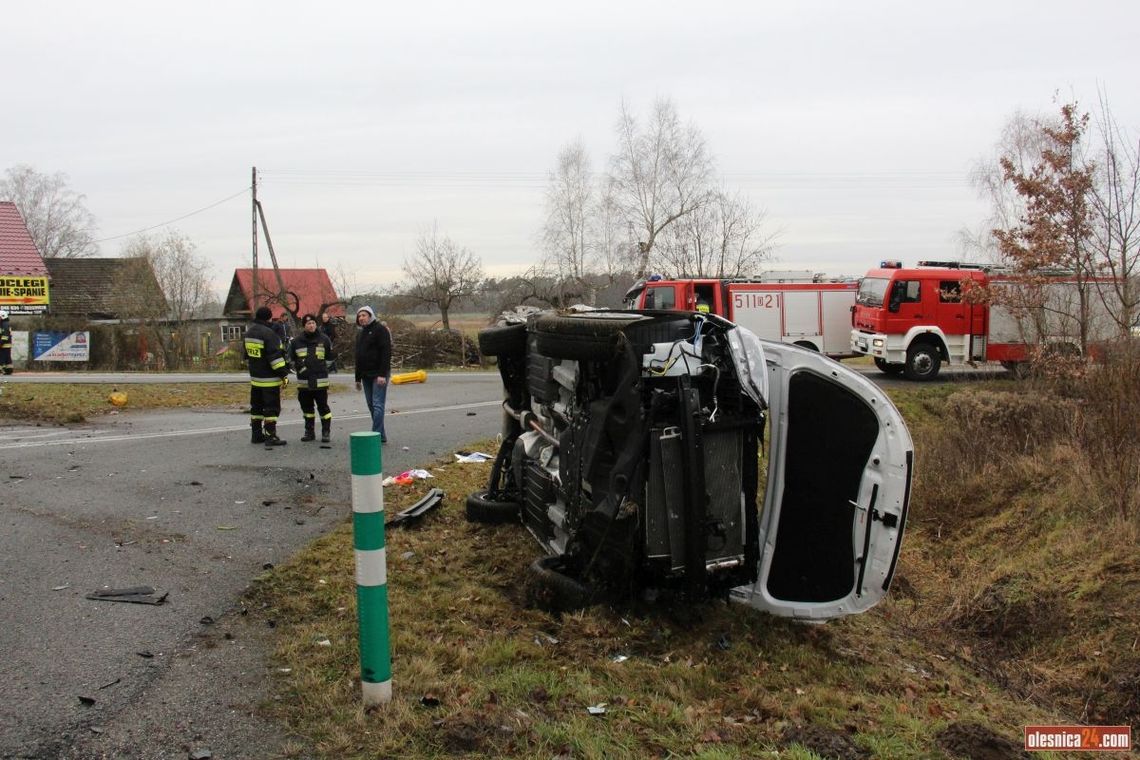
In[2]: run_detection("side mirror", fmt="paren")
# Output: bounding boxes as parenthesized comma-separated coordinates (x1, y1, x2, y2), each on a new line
(888, 298, 901, 314)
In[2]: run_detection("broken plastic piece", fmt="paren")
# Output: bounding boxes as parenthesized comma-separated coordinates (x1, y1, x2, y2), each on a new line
(454, 451, 493, 463)
(587, 703, 607, 715)
(86, 587, 168, 605)
(386, 488, 445, 529)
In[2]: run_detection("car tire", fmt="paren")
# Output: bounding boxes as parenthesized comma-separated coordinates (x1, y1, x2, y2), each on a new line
(903, 342, 941, 381)
(477, 323, 527, 357)
(874, 357, 904, 376)
(526, 555, 591, 613)
(531, 312, 646, 361)
(464, 490, 520, 524)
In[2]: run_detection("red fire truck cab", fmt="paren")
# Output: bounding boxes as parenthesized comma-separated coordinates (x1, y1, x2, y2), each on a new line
(850, 260, 1118, 381)
(624, 272, 859, 358)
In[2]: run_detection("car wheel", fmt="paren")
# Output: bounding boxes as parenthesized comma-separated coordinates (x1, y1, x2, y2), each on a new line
(903, 343, 941, 381)
(531, 312, 646, 361)
(874, 357, 904, 376)
(526, 555, 591, 612)
(478, 323, 527, 357)
(464, 490, 520, 524)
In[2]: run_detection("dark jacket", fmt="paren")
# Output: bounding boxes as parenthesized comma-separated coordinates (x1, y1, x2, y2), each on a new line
(0, 321, 11, 350)
(289, 330, 333, 390)
(355, 320, 391, 381)
(244, 319, 290, 387)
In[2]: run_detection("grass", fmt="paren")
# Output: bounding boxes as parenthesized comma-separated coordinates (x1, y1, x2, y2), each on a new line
(247, 430, 1095, 759)
(0, 382, 348, 424)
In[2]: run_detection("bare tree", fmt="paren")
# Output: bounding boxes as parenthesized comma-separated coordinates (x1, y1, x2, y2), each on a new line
(1090, 92, 1140, 334)
(402, 224, 483, 330)
(123, 230, 211, 322)
(541, 140, 596, 305)
(121, 229, 212, 364)
(653, 188, 776, 278)
(609, 98, 715, 276)
(0, 164, 99, 258)
(962, 110, 1051, 262)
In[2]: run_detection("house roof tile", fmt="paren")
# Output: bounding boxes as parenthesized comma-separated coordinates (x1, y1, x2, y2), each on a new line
(0, 202, 49, 276)
(44, 258, 166, 319)
(224, 268, 343, 319)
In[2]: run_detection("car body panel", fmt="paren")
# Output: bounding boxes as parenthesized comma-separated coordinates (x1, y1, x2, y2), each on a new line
(730, 341, 913, 619)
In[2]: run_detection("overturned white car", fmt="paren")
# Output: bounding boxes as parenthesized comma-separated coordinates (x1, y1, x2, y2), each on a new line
(469, 310, 913, 621)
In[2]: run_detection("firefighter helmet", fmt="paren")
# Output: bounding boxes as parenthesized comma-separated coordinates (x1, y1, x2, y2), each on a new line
(0, 309, 8, 320)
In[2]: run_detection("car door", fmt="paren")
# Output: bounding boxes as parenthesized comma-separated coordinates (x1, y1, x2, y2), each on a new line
(729, 339, 913, 620)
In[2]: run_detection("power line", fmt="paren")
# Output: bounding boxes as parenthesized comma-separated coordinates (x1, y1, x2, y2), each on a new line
(94, 186, 251, 243)
(258, 168, 970, 190)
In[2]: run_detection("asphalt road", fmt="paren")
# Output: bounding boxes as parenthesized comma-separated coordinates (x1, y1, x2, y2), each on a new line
(0, 372, 504, 759)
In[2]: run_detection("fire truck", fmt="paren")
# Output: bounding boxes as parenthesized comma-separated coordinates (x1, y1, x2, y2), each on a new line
(624, 272, 859, 358)
(850, 260, 1121, 381)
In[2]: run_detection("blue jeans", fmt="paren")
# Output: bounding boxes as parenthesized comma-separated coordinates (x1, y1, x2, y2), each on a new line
(361, 377, 388, 440)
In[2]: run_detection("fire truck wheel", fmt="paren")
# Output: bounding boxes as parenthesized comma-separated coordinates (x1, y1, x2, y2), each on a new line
(526, 555, 591, 613)
(531, 312, 646, 361)
(465, 489, 521, 524)
(904, 343, 941, 381)
(477, 323, 527, 357)
(874, 357, 905, 376)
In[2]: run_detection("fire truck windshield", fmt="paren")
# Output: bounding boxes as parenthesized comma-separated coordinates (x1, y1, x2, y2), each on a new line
(857, 277, 890, 307)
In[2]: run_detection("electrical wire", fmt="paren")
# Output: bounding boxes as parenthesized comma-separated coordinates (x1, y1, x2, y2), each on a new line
(94, 186, 251, 243)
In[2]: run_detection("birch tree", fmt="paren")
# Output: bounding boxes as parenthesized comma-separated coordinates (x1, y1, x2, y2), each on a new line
(653, 189, 776, 278)
(0, 164, 99, 258)
(609, 98, 714, 276)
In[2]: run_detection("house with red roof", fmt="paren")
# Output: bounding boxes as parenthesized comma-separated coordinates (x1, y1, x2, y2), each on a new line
(0, 201, 50, 315)
(222, 268, 344, 322)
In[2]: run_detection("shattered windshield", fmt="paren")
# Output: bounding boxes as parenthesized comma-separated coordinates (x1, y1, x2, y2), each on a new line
(857, 277, 890, 307)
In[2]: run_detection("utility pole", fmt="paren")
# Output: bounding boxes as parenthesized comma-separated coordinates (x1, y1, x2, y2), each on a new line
(251, 166, 259, 315)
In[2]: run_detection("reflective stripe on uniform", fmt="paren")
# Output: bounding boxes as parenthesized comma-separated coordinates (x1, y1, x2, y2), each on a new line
(250, 378, 283, 388)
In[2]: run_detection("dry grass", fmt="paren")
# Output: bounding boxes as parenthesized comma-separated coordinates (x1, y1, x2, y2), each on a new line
(249, 438, 1084, 759)
(0, 383, 251, 423)
(894, 350, 1140, 731)
(399, 313, 491, 337)
(0, 382, 348, 424)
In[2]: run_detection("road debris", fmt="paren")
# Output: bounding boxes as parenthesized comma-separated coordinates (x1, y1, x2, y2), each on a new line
(386, 488, 445, 529)
(454, 451, 492, 463)
(86, 586, 168, 605)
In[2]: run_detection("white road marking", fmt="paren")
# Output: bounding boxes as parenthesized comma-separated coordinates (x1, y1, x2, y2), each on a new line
(0, 400, 502, 450)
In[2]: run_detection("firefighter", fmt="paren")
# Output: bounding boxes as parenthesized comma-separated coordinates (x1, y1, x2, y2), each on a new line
(288, 313, 333, 443)
(244, 306, 291, 446)
(0, 310, 12, 375)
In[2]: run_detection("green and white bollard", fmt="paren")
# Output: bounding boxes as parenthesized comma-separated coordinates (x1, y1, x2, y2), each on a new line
(350, 431, 392, 705)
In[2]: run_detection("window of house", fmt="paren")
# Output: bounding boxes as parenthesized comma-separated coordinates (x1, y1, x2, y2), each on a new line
(221, 324, 243, 341)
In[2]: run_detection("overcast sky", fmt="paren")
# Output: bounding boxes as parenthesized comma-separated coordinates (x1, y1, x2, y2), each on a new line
(3, 1, 1138, 296)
